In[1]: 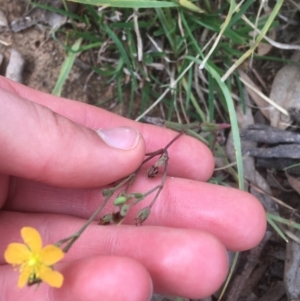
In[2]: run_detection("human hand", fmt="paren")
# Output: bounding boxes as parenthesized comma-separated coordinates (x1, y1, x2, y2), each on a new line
(0, 76, 266, 301)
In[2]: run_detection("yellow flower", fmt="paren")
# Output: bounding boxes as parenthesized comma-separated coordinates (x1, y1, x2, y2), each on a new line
(4, 227, 64, 288)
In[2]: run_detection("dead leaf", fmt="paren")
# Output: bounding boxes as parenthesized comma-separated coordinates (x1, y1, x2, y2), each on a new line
(269, 51, 300, 129)
(247, 144, 300, 159)
(238, 69, 270, 120)
(10, 0, 77, 32)
(0, 10, 8, 28)
(257, 42, 272, 56)
(5, 49, 25, 83)
(257, 29, 276, 56)
(286, 172, 300, 195)
(285, 226, 300, 300)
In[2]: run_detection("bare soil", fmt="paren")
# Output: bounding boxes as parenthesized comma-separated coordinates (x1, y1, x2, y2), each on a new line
(0, 0, 117, 107)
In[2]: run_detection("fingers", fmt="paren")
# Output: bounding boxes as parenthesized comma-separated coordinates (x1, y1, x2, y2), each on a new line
(0, 88, 146, 188)
(1, 256, 152, 301)
(6, 177, 266, 251)
(0, 211, 228, 298)
(0, 76, 214, 181)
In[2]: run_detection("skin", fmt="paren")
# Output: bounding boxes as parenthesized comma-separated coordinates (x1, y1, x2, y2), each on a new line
(0, 76, 266, 300)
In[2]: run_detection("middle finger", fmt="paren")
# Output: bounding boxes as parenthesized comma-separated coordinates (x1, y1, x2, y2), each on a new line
(5, 175, 266, 251)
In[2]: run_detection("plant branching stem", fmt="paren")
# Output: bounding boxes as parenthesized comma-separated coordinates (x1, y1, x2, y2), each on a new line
(150, 150, 169, 208)
(57, 175, 135, 252)
(56, 126, 202, 252)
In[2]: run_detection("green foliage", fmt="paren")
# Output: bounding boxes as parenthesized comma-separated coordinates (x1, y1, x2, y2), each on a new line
(44, 0, 289, 297)
(52, 38, 83, 96)
(47, 0, 284, 190)
(67, 0, 180, 8)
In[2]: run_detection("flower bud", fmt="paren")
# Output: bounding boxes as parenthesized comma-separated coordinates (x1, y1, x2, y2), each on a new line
(102, 189, 111, 196)
(155, 153, 168, 168)
(147, 166, 159, 178)
(99, 214, 113, 225)
(133, 193, 144, 202)
(135, 207, 151, 225)
(113, 196, 128, 206)
(120, 204, 130, 217)
(133, 192, 144, 199)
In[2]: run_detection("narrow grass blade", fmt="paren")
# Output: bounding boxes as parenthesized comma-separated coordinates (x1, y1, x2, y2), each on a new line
(179, 0, 205, 13)
(155, 7, 176, 54)
(208, 64, 244, 190)
(218, 252, 239, 300)
(32, 2, 85, 21)
(67, 0, 179, 8)
(180, 75, 205, 121)
(52, 38, 83, 96)
(185, 67, 192, 111)
(222, 0, 285, 81)
(199, 0, 237, 69)
(103, 23, 137, 88)
(210, 64, 245, 190)
(228, 0, 255, 27)
(135, 57, 200, 121)
(267, 213, 300, 231)
(186, 56, 244, 190)
(267, 214, 288, 242)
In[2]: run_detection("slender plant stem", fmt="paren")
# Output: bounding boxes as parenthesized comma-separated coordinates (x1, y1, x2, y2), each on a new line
(150, 150, 169, 207)
(56, 124, 207, 252)
(61, 194, 112, 252)
(58, 175, 136, 252)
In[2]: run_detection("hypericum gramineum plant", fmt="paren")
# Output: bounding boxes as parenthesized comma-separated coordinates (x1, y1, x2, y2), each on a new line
(4, 121, 229, 288)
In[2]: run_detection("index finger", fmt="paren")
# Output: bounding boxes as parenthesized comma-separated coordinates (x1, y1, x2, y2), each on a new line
(0, 76, 214, 181)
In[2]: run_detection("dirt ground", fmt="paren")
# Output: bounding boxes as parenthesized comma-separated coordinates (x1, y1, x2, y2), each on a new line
(0, 0, 121, 109)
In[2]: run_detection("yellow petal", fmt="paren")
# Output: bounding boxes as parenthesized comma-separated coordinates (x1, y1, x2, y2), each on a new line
(39, 266, 64, 288)
(18, 266, 32, 288)
(39, 245, 64, 266)
(4, 243, 31, 264)
(21, 227, 42, 253)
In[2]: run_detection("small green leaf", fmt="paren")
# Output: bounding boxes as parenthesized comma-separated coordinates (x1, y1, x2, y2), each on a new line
(52, 38, 82, 96)
(67, 0, 179, 8)
(179, 0, 205, 13)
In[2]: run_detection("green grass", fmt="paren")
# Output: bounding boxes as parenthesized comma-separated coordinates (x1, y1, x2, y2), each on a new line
(33, 0, 294, 297)
(52, 38, 83, 96)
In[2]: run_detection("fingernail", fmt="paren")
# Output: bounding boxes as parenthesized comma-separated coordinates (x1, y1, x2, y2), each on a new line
(96, 127, 140, 150)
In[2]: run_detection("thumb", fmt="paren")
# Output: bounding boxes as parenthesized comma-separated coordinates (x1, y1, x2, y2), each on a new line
(0, 88, 145, 188)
